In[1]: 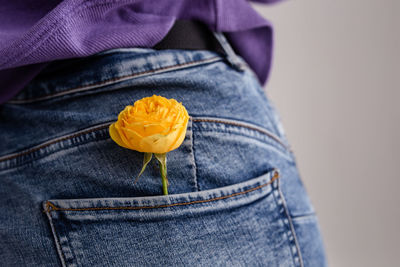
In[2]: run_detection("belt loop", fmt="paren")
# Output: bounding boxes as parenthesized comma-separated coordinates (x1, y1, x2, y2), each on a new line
(212, 32, 247, 72)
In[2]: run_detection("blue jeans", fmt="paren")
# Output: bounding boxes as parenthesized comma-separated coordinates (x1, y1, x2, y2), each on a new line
(0, 33, 327, 266)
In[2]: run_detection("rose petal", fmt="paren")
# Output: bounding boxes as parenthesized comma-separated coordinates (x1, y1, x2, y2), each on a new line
(109, 123, 129, 149)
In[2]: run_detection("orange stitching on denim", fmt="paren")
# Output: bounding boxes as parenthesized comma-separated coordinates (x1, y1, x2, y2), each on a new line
(44, 171, 279, 213)
(192, 118, 292, 153)
(0, 116, 289, 164)
(44, 201, 58, 213)
(9, 56, 222, 104)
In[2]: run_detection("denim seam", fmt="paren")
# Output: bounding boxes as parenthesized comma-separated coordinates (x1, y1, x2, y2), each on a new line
(44, 209, 67, 267)
(0, 121, 112, 163)
(0, 116, 290, 166)
(69, 222, 84, 266)
(9, 56, 222, 104)
(189, 120, 200, 191)
(290, 213, 317, 221)
(192, 118, 292, 153)
(192, 129, 292, 162)
(255, 89, 283, 144)
(273, 178, 304, 267)
(43, 171, 279, 213)
(62, 228, 79, 267)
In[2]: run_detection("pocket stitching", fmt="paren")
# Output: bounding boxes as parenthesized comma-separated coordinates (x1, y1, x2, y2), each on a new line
(273, 177, 305, 267)
(44, 207, 68, 267)
(45, 169, 280, 266)
(44, 170, 280, 213)
(0, 116, 291, 170)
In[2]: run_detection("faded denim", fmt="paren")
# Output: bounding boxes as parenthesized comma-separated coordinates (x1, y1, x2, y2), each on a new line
(0, 32, 327, 266)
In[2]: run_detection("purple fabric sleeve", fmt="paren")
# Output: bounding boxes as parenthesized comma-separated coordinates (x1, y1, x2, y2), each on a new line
(0, 0, 285, 104)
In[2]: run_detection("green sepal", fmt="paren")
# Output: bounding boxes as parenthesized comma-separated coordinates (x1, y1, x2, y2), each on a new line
(154, 153, 169, 195)
(133, 152, 153, 185)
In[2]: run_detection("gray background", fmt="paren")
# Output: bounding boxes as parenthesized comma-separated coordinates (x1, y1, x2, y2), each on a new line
(252, 1, 399, 266)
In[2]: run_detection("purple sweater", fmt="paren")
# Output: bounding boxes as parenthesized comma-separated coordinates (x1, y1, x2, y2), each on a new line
(0, 0, 284, 104)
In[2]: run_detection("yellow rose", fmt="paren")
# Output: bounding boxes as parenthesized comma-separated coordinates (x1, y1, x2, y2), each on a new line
(109, 95, 189, 153)
(109, 95, 189, 195)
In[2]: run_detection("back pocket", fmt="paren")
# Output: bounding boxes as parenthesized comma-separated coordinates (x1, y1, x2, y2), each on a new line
(43, 168, 300, 266)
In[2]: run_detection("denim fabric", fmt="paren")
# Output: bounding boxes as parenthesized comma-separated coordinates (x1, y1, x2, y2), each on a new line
(0, 33, 327, 266)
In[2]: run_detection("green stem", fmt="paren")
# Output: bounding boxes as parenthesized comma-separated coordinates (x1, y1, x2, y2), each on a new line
(154, 153, 168, 195)
(160, 162, 168, 195)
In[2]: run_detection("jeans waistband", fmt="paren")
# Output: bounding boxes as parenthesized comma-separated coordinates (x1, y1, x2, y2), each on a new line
(153, 19, 226, 55)
(8, 32, 249, 104)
